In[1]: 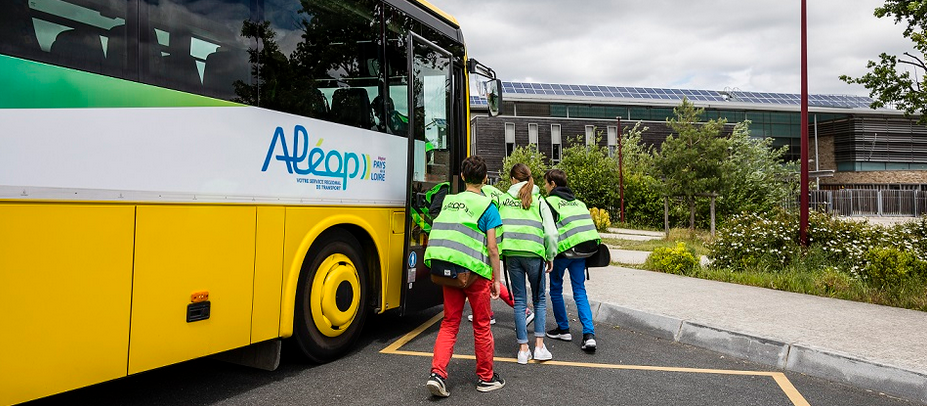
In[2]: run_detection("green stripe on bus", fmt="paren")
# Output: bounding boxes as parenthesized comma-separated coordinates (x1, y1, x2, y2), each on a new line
(0, 54, 240, 109)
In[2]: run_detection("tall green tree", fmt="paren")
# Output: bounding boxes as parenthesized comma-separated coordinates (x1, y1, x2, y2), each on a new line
(617, 122, 662, 227)
(656, 99, 729, 230)
(840, 0, 927, 123)
(719, 121, 796, 216)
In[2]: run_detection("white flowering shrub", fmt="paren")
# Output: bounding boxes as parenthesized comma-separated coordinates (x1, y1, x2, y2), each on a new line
(709, 209, 927, 281)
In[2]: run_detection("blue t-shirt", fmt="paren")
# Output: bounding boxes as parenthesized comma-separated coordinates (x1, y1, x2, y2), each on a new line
(479, 202, 502, 233)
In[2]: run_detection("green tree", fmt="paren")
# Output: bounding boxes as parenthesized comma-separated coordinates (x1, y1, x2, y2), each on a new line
(618, 121, 655, 175)
(840, 0, 927, 124)
(558, 133, 620, 212)
(718, 121, 796, 217)
(617, 121, 662, 228)
(495, 145, 550, 194)
(656, 99, 729, 230)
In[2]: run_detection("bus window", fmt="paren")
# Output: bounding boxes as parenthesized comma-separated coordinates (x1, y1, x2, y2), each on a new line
(142, 0, 251, 96)
(412, 38, 452, 185)
(9, 0, 127, 76)
(262, 0, 381, 126)
(381, 7, 411, 137)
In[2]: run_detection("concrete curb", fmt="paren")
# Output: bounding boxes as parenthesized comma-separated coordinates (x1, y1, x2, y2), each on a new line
(582, 298, 927, 404)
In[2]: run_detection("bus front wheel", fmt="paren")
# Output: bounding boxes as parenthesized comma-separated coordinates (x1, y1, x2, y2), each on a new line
(293, 228, 369, 363)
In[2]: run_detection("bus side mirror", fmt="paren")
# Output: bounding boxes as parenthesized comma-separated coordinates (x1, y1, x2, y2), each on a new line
(484, 79, 502, 117)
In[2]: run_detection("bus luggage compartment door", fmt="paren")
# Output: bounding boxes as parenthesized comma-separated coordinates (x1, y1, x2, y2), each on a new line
(128, 205, 256, 374)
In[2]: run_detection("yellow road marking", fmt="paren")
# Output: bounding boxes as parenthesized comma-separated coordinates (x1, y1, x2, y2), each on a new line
(773, 373, 813, 406)
(380, 311, 444, 354)
(383, 310, 812, 406)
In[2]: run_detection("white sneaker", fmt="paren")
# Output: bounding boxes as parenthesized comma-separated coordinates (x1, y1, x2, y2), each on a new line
(467, 314, 496, 324)
(525, 309, 535, 325)
(516, 349, 532, 365)
(581, 334, 597, 352)
(533, 344, 552, 361)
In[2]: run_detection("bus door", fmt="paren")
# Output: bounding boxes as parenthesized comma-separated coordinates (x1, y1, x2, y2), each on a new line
(401, 32, 456, 314)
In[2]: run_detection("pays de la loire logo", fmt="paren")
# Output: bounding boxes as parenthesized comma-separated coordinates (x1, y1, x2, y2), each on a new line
(261, 125, 387, 189)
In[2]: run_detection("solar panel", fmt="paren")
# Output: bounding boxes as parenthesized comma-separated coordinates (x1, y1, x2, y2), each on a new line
(488, 81, 876, 109)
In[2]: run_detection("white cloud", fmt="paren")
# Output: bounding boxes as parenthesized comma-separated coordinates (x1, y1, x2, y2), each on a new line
(436, 0, 914, 95)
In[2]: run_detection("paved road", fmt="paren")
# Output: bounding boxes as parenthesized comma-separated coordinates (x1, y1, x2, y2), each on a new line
(21, 303, 920, 406)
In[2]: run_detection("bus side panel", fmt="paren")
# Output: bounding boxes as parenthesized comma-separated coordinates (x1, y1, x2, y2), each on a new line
(252, 206, 285, 342)
(128, 205, 256, 374)
(0, 204, 135, 405)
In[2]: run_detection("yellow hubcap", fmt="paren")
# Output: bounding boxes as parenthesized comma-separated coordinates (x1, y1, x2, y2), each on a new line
(310, 253, 360, 337)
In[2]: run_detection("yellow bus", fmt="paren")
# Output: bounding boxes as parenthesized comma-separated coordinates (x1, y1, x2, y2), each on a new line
(0, 0, 500, 403)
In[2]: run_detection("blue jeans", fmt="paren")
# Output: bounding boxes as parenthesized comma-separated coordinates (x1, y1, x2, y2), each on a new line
(549, 257, 595, 335)
(506, 256, 547, 344)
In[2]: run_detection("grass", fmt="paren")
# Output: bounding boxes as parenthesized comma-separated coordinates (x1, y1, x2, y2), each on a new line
(689, 266, 927, 312)
(602, 228, 711, 256)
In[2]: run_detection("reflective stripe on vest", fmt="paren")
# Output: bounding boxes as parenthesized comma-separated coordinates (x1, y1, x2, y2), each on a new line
(497, 193, 546, 257)
(546, 195, 601, 253)
(424, 192, 494, 279)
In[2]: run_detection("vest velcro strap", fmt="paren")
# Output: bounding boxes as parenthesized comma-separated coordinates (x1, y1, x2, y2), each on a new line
(502, 232, 545, 245)
(431, 222, 487, 244)
(558, 223, 598, 242)
(557, 213, 590, 229)
(428, 238, 489, 264)
(503, 218, 543, 228)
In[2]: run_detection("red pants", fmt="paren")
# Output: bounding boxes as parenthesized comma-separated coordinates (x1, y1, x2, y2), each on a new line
(431, 276, 495, 381)
(498, 283, 514, 308)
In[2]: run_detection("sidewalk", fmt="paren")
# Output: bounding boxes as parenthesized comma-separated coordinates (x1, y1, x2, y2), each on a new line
(561, 262, 927, 404)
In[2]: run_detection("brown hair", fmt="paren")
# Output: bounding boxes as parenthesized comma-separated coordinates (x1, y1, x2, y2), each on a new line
(544, 169, 568, 188)
(510, 163, 534, 209)
(461, 155, 487, 185)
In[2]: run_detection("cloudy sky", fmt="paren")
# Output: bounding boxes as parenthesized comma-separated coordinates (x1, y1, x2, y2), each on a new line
(436, 0, 915, 96)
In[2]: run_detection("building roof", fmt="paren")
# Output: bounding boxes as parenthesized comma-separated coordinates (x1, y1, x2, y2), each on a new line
(471, 81, 899, 114)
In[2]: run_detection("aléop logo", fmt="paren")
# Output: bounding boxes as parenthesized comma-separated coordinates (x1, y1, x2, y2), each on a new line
(261, 125, 388, 191)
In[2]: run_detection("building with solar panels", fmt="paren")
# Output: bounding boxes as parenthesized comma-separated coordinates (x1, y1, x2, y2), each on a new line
(470, 81, 927, 190)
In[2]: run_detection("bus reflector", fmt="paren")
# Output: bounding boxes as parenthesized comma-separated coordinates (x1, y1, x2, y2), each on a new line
(191, 291, 209, 303)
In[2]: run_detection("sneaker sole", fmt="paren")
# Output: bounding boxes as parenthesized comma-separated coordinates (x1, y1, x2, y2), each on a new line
(476, 382, 505, 393)
(546, 333, 572, 341)
(426, 381, 449, 397)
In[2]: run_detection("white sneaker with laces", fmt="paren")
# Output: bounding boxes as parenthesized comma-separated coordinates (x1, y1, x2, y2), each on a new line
(533, 344, 552, 361)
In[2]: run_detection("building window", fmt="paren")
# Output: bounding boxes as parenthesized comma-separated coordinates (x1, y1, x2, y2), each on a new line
(551, 124, 562, 164)
(528, 123, 538, 149)
(585, 125, 595, 146)
(505, 122, 515, 156)
(607, 126, 618, 157)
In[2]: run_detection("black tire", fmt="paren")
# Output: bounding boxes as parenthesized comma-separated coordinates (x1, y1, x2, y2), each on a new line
(293, 228, 369, 363)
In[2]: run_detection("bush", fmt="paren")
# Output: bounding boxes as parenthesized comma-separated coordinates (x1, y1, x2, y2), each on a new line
(589, 207, 611, 231)
(623, 172, 664, 229)
(708, 209, 800, 270)
(495, 145, 550, 194)
(646, 242, 698, 275)
(862, 247, 925, 288)
(558, 136, 619, 212)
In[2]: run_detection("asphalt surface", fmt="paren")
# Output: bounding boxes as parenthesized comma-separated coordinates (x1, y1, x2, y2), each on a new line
(20, 302, 921, 406)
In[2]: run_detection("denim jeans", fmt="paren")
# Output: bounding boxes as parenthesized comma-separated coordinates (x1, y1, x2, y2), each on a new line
(506, 256, 547, 344)
(549, 257, 595, 335)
